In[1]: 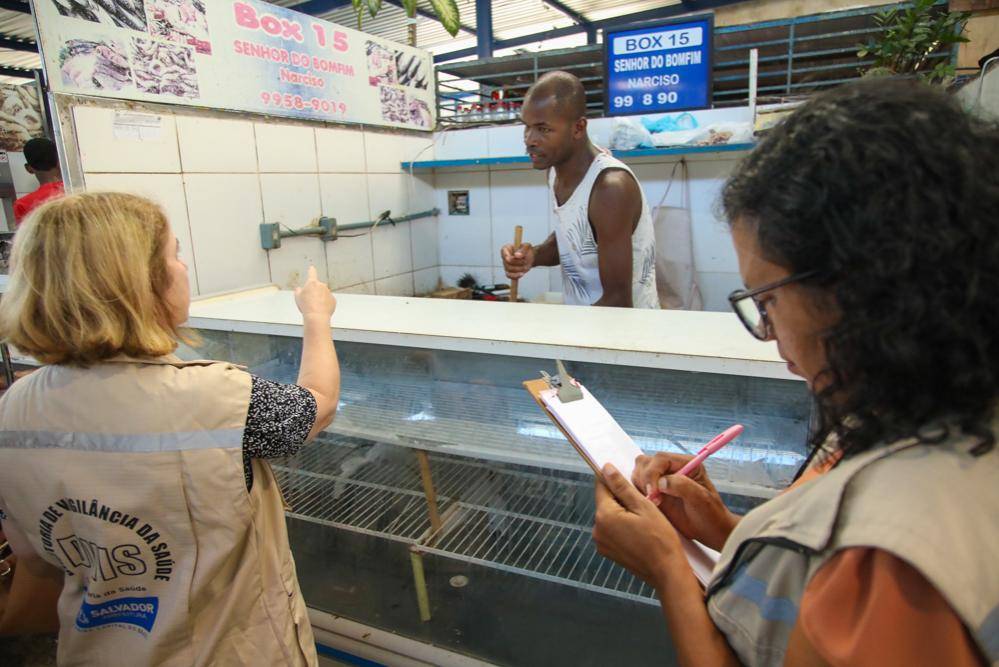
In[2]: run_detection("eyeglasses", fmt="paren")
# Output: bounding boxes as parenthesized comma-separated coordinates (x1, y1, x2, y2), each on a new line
(728, 270, 819, 340)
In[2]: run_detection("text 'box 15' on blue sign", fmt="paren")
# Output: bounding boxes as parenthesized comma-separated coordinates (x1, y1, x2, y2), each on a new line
(604, 15, 714, 116)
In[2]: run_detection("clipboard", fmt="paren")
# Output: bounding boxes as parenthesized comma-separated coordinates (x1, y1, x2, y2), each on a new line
(523, 377, 639, 481)
(523, 373, 721, 587)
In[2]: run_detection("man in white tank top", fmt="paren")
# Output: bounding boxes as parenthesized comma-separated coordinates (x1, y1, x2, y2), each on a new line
(500, 71, 659, 308)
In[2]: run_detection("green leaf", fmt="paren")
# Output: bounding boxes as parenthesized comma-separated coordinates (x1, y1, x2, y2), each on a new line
(367, 0, 381, 17)
(402, 0, 417, 18)
(428, 0, 460, 36)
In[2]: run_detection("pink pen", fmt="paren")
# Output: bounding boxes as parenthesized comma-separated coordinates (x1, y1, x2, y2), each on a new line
(646, 424, 744, 501)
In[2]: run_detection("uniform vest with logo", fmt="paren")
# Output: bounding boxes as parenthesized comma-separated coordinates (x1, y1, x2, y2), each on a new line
(705, 429, 999, 667)
(0, 357, 317, 666)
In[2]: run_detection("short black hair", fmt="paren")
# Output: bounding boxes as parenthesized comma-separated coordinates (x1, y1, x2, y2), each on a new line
(723, 78, 999, 466)
(23, 137, 59, 171)
(524, 71, 587, 119)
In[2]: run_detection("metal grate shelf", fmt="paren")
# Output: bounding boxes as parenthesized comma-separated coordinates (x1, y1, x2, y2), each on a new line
(305, 369, 804, 498)
(274, 437, 657, 605)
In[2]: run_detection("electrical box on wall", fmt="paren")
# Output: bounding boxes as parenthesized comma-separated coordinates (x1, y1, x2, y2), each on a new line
(448, 190, 470, 215)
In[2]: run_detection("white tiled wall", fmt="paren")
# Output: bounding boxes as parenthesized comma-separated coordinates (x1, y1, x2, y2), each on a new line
(74, 106, 181, 173)
(74, 104, 440, 298)
(433, 127, 747, 310)
(175, 116, 257, 173)
(182, 173, 270, 294)
(85, 173, 200, 295)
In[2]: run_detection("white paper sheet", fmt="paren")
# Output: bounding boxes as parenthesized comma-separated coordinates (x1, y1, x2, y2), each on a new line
(541, 383, 720, 586)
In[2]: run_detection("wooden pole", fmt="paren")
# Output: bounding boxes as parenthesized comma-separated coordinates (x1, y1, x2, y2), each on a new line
(509, 225, 523, 302)
(415, 450, 443, 533)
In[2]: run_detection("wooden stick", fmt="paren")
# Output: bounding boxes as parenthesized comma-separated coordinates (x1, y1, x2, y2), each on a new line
(509, 225, 524, 303)
(409, 550, 432, 622)
(415, 449, 443, 533)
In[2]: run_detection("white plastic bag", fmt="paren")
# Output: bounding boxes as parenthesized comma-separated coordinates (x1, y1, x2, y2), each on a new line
(610, 117, 654, 150)
(653, 159, 703, 310)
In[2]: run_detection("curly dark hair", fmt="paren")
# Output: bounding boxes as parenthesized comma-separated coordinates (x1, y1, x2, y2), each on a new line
(722, 78, 999, 468)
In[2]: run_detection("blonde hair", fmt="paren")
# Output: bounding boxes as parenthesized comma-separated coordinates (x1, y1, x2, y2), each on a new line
(0, 191, 180, 365)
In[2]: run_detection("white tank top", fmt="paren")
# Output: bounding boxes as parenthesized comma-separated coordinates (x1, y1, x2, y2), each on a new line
(550, 153, 659, 308)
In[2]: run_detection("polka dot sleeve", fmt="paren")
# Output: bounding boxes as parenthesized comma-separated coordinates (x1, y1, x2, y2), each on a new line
(241, 374, 318, 490)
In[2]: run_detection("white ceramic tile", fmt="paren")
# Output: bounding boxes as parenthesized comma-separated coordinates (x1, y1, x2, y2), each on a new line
(411, 216, 438, 270)
(439, 265, 490, 289)
(176, 115, 257, 173)
(6, 151, 37, 194)
(319, 173, 369, 227)
(366, 173, 408, 220)
(375, 272, 414, 296)
(259, 174, 326, 287)
(183, 174, 269, 294)
(688, 160, 740, 273)
(487, 125, 526, 158)
(270, 240, 330, 289)
(316, 127, 366, 172)
(260, 174, 323, 222)
(435, 127, 489, 161)
(413, 267, 440, 295)
(632, 162, 684, 210)
(326, 233, 374, 291)
(436, 171, 492, 267)
(408, 173, 435, 211)
(84, 172, 199, 295)
(363, 130, 407, 173)
(439, 216, 492, 268)
(493, 266, 548, 301)
(489, 169, 549, 260)
(696, 271, 742, 313)
(338, 282, 374, 295)
(73, 106, 180, 173)
(401, 133, 436, 166)
(254, 122, 317, 172)
(372, 219, 413, 280)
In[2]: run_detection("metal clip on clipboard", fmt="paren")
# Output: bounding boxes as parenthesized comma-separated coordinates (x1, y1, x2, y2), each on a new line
(538, 359, 584, 403)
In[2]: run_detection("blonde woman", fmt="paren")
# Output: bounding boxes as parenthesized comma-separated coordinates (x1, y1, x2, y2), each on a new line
(0, 192, 339, 666)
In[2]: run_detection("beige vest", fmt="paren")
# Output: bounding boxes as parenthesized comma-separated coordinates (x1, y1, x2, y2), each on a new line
(0, 356, 317, 667)
(705, 430, 999, 667)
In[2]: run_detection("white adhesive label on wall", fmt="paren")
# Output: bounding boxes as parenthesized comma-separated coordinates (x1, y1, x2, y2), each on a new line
(112, 112, 163, 141)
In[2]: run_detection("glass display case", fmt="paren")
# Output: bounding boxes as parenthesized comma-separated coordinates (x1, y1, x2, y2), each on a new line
(185, 288, 812, 666)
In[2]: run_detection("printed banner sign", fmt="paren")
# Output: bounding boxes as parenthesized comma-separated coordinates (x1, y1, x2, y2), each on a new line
(76, 595, 159, 632)
(0, 82, 44, 151)
(32, 0, 436, 130)
(604, 15, 713, 116)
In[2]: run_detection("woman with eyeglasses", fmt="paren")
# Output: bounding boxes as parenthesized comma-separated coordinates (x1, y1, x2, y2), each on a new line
(591, 79, 999, 667)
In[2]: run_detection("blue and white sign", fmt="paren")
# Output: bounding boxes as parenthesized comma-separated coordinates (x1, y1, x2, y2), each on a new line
(605, 16, 713, 116)
(76, 596, 159, 633)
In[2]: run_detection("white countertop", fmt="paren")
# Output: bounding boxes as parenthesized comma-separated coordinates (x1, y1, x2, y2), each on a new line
(188, 286, 798, 380)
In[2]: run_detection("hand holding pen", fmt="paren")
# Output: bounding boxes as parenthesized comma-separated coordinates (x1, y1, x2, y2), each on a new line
(631, 425, 744, 552)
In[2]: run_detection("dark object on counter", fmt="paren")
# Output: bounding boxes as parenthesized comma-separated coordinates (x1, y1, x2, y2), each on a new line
(457, 273, 513, 301)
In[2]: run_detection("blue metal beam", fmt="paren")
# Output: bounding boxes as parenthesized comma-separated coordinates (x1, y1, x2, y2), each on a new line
(538, 0, 596, 44)
(539, 0, 589, 27)
(291, 0, 476, 35)
(0, 0, 29, 13)
(0, 35, 35, 52)
(476, 0, 493, 59)
(0, 66, 34, 79)
(289, 0, 351, 16)
(436, 0, 748, 62)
